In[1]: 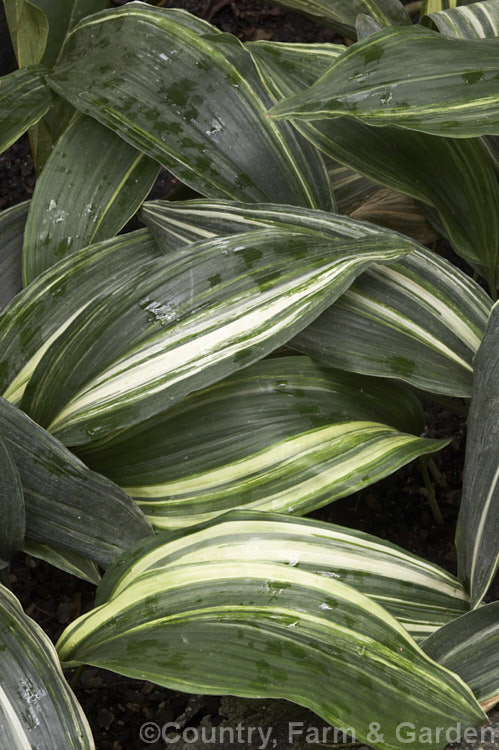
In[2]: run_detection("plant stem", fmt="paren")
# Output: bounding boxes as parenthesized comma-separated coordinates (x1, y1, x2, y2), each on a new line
(420, 458, 444, 525)
(70, 665, 84, 690)
(428, 457, 448, 489)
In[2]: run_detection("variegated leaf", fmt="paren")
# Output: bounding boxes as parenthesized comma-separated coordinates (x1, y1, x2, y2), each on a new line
(248, 39, 499, 288)
(328, 164, 379, 212)
(96, 509, 470, 639)
(0, 584, 95, 749)
(141, 200, 492, 396)
(250, 0, 410, 35)
(57, 556, 485, 750)
(423, 602, 499, 711)
(0, 66, 53, 154)
(46, 4, 333, 210)
(18, 229, 412, 446)
(23, 114, 159, 283)
(456, 300, 499, 606)
(268, 25, 499, 139)
(423, 0, 499, 38)
(77, 356, 441, 533)
(0, 229, 162, 405)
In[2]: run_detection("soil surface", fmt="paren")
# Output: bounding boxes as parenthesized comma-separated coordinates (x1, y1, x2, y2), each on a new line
(1, 1, 497, 749)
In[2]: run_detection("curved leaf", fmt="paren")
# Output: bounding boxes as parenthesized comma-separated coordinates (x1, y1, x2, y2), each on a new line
(57, 559, 485, 750)
(0, 397, 152, 567)
(77, 358, 442, 533)
(96, 509, 470, 639)
(456, 300, 499, 606)
(0, 229, 162, 404)
(118, 421, 445, 531)
(249, 0, 410, 35)
(268, 25, 499, 139)
(80, 354, 425, 473)
(0, 426, 24, 566)
(141, 200, 492, 396)
(291, 246, 491, 396)
(47, 4, 333, 210)
(423, 0, 499, 38)
(249, 39, 499, 287)
(3, 0, 49, 67)
(0, 201, 28, 310)
(23, 539, 101, 585)
(0, 584, 95, 749)
(0, 66, 53, 155)
(20, 229, 411, 446)
(423, 601, 499, 710)
(23, 114, 159, 283)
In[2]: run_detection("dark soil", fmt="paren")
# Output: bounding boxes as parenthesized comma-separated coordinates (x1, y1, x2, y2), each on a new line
(1, 2, 497, 749)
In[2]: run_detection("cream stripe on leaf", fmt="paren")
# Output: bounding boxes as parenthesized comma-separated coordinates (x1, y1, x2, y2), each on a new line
(0, 584, 94, 749)
(423, 0, 499, 39)
(423, 601, 499, 709)
(18, 228, 412, 446)
(94, 509, 470, 639)
(23, 114, 160, 284)
(46, 4, 333, 211)
(267, 25, 499, 138)
(119, 421, 445, 532)
(0, 229, 162, 402)
(56, 558, 485, 750)
(141, 200, 492, 396)
(78, 355, 425, 484)
(247, 39, 499, 290)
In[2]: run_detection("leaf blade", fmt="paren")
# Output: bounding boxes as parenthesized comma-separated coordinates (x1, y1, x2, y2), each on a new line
(23, 114, 160, 283)
(0, 584, 95, 749)
(57, 558, 485, 750)
(456, 300, 499, 606)
(268, 25, 499, 139)
(47, 4, 333, 210)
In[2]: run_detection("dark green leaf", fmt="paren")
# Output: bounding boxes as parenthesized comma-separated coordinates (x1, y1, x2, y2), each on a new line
(57, 550, 485, 750)
(423, 602, 499, 710)
(0, 426, 24, 566)
(0, 66, 53, 155)
(0, 397, 152, 567)
(456, 300, 499, 606)
(0, 201, 28, 310)
(23, 114, 159, 283)
(268, 25, 499, 138)
(0, 584, 95, 749)
(3, 0, 49, 67)
(23, 539, 101, 584)
(250, 39, 499, 288)
(47, 4, 333, 209)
